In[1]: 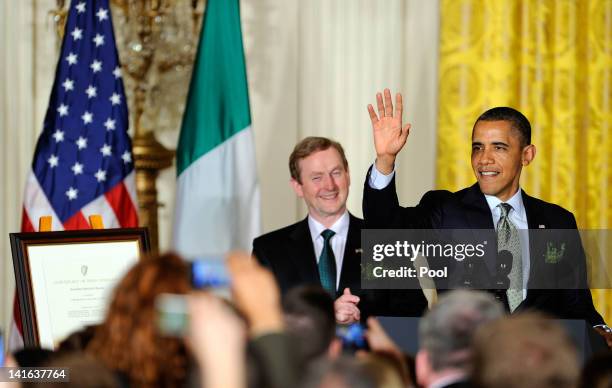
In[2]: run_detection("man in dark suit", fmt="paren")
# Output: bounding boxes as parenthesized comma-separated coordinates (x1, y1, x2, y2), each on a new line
(362, 90, 610, 342)
(253, 136, 427, 323)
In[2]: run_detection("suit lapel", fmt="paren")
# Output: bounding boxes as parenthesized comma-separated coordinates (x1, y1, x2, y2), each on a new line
(460, 183, 495, 229)
(289, 217, 320, 284)
(338, 214, 363, 293)
(516, 190, 548, 309)
(521, 190, 544, 293)
(521, 190, 543, 230)
(290, 214, 364, 295)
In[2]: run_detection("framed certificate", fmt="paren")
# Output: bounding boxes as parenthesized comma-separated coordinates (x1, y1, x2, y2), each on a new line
(10, 228, 150, 349)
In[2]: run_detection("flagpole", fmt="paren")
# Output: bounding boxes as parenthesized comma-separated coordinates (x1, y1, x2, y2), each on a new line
(132, 133, 174, 253)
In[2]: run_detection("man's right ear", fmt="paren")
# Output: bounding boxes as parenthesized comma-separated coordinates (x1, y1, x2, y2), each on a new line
(290, 178, 304, 198)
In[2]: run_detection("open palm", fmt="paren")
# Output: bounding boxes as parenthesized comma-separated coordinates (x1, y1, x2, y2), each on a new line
(367, 89, 411, 170)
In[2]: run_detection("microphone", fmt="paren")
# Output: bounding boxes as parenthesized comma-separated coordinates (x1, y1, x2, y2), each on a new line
(494, 250, 512, 289)
(493, 250, 512, 310)
(462, 258, 476, 288)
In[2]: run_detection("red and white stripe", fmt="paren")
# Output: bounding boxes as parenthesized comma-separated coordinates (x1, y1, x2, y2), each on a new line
(21, 169, 138, 231)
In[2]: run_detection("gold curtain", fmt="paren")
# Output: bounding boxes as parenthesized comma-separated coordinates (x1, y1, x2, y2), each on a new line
(437, 0, 612, 323)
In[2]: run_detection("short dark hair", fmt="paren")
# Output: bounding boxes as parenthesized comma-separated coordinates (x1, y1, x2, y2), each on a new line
(12, 347, 54, 367)
(57, 325, 98, 354)
(282, 285, 336, 362)
(289, 137, 348, 183)
(475, 107, 531, 146)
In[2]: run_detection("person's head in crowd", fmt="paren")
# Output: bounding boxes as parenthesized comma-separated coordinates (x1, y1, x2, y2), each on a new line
(33, 353, 118, 388)
(282, 285, 341, 361)
(472, 312, 579, 388)
(416, 290, 504, 388)
(289, 136, 350, 227)
(4, 346, 54, 388)
(10, 347, 54, 367)
(579, 352, 612, 388)
(57, 324, 98, 354)
(363, 317, 415, 387)
(357, 352, 406, 388)
(301, 356, 379, 388)
(87, 252, 191, 388)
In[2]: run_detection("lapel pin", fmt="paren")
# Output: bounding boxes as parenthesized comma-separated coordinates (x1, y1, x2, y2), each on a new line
(538, 225, 545, 229)
(355, 248, 363, 254)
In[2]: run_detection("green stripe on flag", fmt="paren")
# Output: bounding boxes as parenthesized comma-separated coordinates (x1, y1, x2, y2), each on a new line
(177, 0, 251, 176)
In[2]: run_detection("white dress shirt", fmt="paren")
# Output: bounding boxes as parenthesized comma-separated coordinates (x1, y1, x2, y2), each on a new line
(308, 211, 350, 289)
(368, 162, 396, 189)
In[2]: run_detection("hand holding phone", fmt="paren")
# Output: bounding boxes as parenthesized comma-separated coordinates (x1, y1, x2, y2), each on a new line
(191, 258, 231, 289)
(336, 323, 368, 352)
(227, 252, 283, 336)
(155, 293, 189, 336)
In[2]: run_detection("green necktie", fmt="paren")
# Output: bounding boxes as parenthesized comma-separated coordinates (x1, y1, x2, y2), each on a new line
(318, 229, 337, 295)
(497, 203, 523, 312)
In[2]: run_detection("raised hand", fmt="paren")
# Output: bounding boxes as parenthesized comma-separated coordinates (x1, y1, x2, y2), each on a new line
(367, 89, 411, 174)
(187, 293, 247, 388)
(227, 251, 284, 336)
(364, 317, 402, 357)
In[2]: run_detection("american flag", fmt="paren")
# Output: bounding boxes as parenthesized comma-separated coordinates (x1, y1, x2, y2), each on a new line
(10, 0, 138, 350)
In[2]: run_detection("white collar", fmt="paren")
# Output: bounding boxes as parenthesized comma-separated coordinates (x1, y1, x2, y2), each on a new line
(308, 211, 350, 241)
(428, 372, 468, 388)
(484, 188, 527, 223)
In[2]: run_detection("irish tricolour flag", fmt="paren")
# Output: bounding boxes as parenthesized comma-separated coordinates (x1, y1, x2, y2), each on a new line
(173, 0, 260, 257)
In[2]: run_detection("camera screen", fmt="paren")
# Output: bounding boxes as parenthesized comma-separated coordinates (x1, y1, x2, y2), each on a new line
(191, 259, 230, 289)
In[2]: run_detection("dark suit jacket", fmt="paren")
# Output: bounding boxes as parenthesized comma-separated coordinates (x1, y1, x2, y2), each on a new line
(363, 170, 604, 326)
(252, 213, 427, 317)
